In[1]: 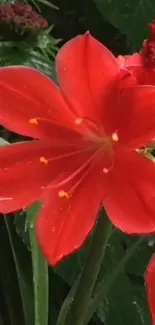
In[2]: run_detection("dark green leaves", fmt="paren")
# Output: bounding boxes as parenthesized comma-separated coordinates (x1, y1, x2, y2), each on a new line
(4, 217, 34, 325)
(55, 231, 152, 325)
(0, 43, 56, 80)
(92, 0, 155, 48)
(99, 274, 151, 325)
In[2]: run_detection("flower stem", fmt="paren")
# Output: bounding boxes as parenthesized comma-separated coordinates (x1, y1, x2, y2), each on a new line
(65, 208, 112, 325)
(83, 235, 145, 325)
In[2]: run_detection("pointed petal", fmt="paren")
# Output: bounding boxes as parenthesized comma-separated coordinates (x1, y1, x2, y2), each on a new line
(117, 53, 155, 86)
(0, 140, 94, 213)
(56, 33, 119, 122)
(36, 168, 103, 265)
(111, 86, 155, 148)
(0, 66, 73, 138)
(145, 255, 155, 325)
(103, 150, 155, 234)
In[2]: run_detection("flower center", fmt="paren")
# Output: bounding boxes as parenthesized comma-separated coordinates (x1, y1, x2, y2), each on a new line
(74, 117, 119, 173)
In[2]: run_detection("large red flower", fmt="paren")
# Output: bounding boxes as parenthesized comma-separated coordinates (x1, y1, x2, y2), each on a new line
(145, 255, 155, 325)
(1, 33, 155, 264)
(117, 21, 155, 86)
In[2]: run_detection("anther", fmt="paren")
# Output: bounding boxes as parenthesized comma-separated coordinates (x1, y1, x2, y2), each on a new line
(29, 118, 39, 125)
(103, 168, 109, 174)
(58, 190, 70, 199)
(75, 118, 83, 125)
(40, 157, 48, 165)
(112, 132, 119, 142)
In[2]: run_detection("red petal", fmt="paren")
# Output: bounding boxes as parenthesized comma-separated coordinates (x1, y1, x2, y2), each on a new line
(21, 117, 88, 143)
(0, 140, 94, 213)
(0, 140, 57, 212)
(117, 53, 155, 86)
(103, 150, 155, 234)
(113, 86, 155, 148)
(145, 255, 155, 325)
(56, 33, 119, 122)
(132, 68, 155, 86)
(0, 66, 73, 138)
(117, 53, 143, 69)
(36, 167, 103, 265)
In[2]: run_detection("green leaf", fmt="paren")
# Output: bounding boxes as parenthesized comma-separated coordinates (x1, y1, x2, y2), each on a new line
(33, 0, 59, 10)
(125, 236, 153, 276)
(98, 274, 151, 325)
(27, 50, 57, 81)
(14, 211, 30, 250)
(29, 0, 59, 10)
(54, 230, 124, 285)
(92, 0, 155, 48)
(55, 231, 152, 325)
(27, 202, 49, 325)
(0, 43, 57, 81)
(0, 219, 25, 325)
(4, 217, 34, 325)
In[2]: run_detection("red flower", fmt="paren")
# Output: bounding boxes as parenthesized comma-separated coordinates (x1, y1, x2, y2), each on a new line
(117, 21, 155, 85)
(145, 255, 155, 325)
(1, 33, 155, 264)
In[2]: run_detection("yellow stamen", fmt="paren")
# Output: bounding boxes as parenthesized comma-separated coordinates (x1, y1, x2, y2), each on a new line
(40, 156, 48, 165)
(29, 118, 38, 125)
(112, 132, 119, 142)
(75, 118, 83, 125)
(58, 190, 70, 199)
(103, 168, 109, 174)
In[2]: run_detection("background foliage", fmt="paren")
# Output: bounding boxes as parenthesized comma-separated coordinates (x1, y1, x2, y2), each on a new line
(0, 0, 154, 325)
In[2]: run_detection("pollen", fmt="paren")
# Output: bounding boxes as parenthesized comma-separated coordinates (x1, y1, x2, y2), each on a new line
(75, 118, 83, 125)
(29, 118, 38, 125)
(103, 168, 109, 174)
(58, 190, 70, 199)
(40, 156, 48, 165)
(112, 132, 119, 142)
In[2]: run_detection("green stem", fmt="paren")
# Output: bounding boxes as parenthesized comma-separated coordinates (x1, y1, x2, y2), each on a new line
(56, 276, 80, 325)
(65, 209, 112, 325)
(83, 236, 145, 324)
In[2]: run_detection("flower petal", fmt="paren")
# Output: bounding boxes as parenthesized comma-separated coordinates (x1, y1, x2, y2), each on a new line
(117, 53, 155, 86)
(56, 33, 119, 122)
(103, 150, 155, 234)
(22, 117, 88, 143)
(132, 68, 155, 86)
(0, 140, 58, 212)
(0, 140, 94, 213)
(145, 255, 155, 325)
(36, 167, 103, 265)
(117, 53, 143, 70)
(0, 66, 73, 138)
(112, 86, 155, 149)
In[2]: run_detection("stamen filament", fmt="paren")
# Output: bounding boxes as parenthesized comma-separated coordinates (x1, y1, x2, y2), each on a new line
(49, 149, 101, 189)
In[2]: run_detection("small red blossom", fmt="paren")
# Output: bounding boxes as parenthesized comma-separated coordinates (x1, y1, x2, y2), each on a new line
(145, 255, 155, 325)
(142, 22, 155, 68)
(117, 21, 155, 85)
(1, 34, 155, 265)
